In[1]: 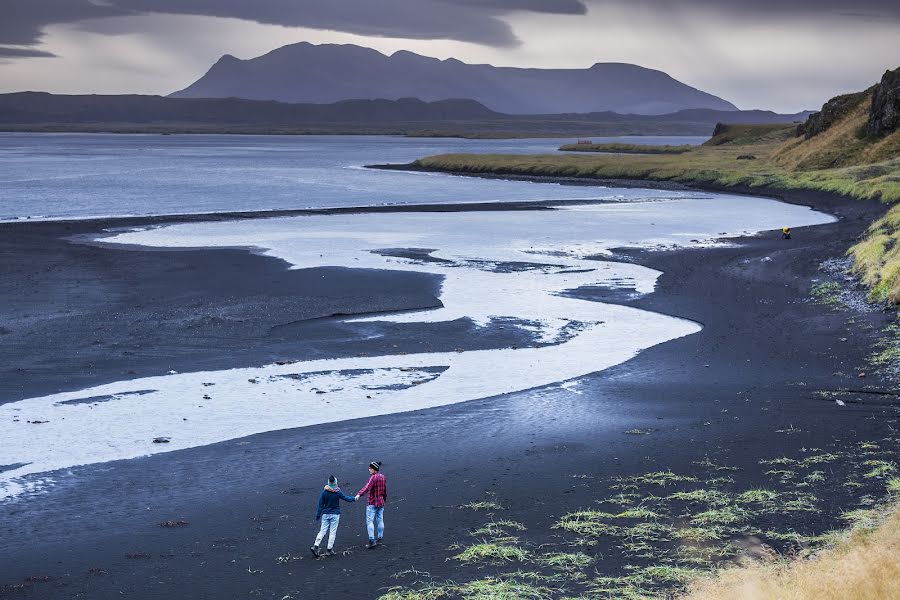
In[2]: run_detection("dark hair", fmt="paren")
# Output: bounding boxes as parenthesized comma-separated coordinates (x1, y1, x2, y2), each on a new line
(328, 475, 337, 485)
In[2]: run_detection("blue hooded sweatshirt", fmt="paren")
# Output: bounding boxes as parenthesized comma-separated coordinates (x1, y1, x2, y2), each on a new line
(316, 486, 356, 520)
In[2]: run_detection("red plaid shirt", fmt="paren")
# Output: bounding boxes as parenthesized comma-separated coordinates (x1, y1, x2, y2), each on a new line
(357, 473, 387, 508)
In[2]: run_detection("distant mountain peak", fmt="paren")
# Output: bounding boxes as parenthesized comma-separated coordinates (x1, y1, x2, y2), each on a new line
(172, 42, 737, 115)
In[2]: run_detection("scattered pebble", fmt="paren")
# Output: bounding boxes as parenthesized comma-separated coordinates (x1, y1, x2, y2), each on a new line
(152, 437, 171, 444)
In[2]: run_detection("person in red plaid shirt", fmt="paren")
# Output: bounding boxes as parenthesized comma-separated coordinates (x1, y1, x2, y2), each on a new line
(355, 461, 387, 548)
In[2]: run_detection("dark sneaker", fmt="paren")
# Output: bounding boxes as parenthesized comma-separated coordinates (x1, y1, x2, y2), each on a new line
(376, 538, 383, 545)
(310, 545, 320, 558)
(366, 540, 377, 549)
(324, 548, 336, 556)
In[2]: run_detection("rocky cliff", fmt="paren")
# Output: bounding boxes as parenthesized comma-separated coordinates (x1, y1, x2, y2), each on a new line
(868, 67, 900, 137)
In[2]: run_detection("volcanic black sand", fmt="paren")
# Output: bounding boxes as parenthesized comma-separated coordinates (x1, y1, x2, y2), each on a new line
(1, 189, 897, 599)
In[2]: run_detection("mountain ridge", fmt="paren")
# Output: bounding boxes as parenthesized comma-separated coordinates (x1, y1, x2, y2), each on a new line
(170, 42, 738, 115)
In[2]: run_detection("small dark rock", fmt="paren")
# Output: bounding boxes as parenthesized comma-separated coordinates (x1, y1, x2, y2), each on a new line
(152, 437, 171, 444)
(158, 519, 189, 527)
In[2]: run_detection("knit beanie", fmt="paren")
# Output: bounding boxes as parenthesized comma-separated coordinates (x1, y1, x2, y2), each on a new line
(369, 461, 382, 472)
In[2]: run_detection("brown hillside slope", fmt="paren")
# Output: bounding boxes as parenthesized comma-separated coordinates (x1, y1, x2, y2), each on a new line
(683, 499, 900, 600)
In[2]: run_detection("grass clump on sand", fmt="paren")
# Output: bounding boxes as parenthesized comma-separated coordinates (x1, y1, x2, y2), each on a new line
(538, 552, 593, 572)
(461, 499, 505, 511)
(682, 503, 900, 600)
(736, 489, 780, 508)
(559, 142, 694, 154)
(554, 511, 624, 538)
(453, 541, 529, 563)
(378, 577, 552, 600)
(457, 578, 552, 599)
(472, 520, 527, 537)
(809, 281, 844, 307)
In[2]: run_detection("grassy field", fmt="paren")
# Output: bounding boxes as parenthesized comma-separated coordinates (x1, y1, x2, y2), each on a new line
(684, 501, 900, 600)
(559, 142, 694, 154)
(413, 92, 900, 303)
(378, 439, 900, 600)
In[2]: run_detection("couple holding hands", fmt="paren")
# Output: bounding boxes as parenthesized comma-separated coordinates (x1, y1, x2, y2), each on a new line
(311, 461, 386, 557)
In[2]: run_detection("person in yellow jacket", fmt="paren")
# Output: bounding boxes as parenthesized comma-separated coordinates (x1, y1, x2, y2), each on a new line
(782, 226, 791, 240)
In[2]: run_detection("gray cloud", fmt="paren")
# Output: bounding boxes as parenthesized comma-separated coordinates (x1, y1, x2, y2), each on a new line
(0, 46, 57, 58)
(7, 0, 897, 56)
(2, 1, 127, 46)
(4, 0, 588, 51)
(581, 0, 900, 19)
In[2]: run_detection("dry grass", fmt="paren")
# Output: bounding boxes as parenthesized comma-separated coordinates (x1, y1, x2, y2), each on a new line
(681, 503, 900, 600)
(560, 142, 693, 154)
(849, 204, 900, 303)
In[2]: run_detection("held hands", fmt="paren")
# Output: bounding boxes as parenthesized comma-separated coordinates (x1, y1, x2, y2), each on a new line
(355, 494, 360, 501)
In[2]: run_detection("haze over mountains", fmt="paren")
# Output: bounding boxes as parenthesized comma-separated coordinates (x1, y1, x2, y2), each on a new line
(171, 42, 738, 115)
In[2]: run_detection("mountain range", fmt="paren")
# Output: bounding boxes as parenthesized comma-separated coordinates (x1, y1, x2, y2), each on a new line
(0, 92, 810, 137)
(171, 42, 738, 115)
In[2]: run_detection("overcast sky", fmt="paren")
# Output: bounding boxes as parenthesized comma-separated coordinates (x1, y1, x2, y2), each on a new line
(1, 0, 898, 112)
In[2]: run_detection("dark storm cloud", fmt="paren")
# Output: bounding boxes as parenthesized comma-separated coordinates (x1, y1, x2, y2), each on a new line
(585, 0, 900, 19)
(2, 1, 128, 46)
(6, 0, 897, 56)
(4, 0, 587, 51)
(0, 46, 57, 58)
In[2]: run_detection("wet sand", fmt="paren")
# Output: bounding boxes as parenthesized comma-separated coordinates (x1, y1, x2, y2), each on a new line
(0, 190, 895, 599)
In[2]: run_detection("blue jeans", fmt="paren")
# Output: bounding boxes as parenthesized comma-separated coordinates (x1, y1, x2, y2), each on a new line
(314, 514, 340, 549)
(366, 505, 384, 541)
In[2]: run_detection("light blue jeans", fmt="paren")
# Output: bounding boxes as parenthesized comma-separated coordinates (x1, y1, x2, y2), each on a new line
(366, 505, 384, 541)
(315, 514, 340, 549)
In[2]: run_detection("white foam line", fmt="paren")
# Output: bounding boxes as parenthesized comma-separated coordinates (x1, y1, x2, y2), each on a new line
(0, 195, 835, 500)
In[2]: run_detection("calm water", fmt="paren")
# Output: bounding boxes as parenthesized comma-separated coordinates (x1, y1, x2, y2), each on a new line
(0, 133, 707, 220)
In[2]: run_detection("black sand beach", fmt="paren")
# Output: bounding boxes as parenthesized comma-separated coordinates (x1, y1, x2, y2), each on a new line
(1, 189, 896, 599)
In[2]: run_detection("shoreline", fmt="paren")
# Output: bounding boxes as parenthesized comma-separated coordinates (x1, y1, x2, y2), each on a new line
(1, 185, 896, 599)
(365, 161, 893, 215)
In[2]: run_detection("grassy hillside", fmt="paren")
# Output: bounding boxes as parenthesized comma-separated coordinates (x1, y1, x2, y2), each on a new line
(559, 142, 694, 154)
(415, 122, 900, 203)
(683, 501, 900, 600)
(412, 69, 900, 303)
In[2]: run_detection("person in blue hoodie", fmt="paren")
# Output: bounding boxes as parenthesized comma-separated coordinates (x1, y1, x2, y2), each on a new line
(311, 475, 356, 557)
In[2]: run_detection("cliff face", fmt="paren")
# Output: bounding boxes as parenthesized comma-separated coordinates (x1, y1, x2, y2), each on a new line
(799, 66, 900, 140)
(798, 90, 868, 138)
(868, 67, 900, 137)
